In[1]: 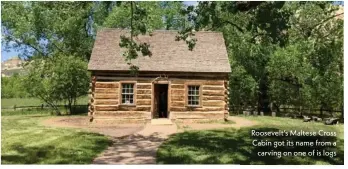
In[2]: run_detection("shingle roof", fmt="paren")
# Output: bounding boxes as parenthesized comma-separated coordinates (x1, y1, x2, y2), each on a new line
(88, 29, 231, 73)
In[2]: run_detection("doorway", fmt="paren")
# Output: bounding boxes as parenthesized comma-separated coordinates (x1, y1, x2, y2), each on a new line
(153, 84, 168, 118)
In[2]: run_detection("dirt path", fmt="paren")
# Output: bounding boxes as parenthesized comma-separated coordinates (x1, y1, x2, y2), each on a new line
(93, 124, 177, 164)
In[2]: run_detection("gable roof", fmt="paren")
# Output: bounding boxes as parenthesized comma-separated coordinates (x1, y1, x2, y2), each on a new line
(88, 29, 231, 73)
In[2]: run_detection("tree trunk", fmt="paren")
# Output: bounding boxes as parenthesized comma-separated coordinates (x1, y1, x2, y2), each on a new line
(320, 106, 323, 119)
(258, 76, 271, 115)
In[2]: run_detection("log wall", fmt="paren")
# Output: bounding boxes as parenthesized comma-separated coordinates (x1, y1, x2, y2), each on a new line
(169, 79, 226, 120)
(89, 72, 229, 122)
(90, 80, 152, 122)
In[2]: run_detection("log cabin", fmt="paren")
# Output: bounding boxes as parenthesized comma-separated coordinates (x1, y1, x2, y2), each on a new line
(88, 29, 231, 123)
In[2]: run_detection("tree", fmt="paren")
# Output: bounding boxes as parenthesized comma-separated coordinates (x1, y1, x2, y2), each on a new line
(23, 55, 89, 115)
(1, 75, 29, 98)
(1, 1, 114, 60)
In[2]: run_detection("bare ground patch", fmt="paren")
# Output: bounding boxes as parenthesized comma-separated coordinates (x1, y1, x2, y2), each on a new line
(175, 116, 258, 132)
(41, 116, 144, 138)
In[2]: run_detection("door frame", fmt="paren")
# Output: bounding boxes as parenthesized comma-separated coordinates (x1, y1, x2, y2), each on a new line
(151, 80, 170, 119)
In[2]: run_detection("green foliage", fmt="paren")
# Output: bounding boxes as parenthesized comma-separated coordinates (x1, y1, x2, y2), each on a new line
(1, 75, 29, 98)
(187, 1, 343, 114)
(1, 2, 95, 59)
(22, 55, 89, 115)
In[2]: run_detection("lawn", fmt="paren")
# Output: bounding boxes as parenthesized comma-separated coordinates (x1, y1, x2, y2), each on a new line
(157, 116, 344, 165)
(1, 115, 111, 164)
(1, 96, 89, 109)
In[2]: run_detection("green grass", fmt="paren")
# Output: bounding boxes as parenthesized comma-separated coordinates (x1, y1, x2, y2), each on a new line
(1, 96, 89, 108)
(1, 115, 111, 164)
(157, 116, 344, 165)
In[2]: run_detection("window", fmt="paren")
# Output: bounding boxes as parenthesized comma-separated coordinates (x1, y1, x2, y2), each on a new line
(121, 83, 134, 104)
(187, 85, 200, 106)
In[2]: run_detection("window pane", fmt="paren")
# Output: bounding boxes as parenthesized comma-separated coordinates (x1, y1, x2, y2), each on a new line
(122, 83, 135, 104)
(187, 85, 200, 106)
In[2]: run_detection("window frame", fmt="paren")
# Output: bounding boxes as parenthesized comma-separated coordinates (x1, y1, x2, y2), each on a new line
(119, 81, 137, 106)
(185, 82, 203, 107)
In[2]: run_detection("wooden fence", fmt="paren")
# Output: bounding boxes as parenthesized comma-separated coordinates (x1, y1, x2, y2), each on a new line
(229, 106, 343, 118)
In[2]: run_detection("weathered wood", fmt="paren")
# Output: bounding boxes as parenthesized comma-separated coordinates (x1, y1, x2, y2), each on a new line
(194, 107, 225, 111)
(137, 80, 153, 83)
(94, 94, 118, 99)
(171, 107, 225, 111)
(94, 111, 148, 118)
(203, 96, 225, 101)
(172, 111, 224, 119)
(170, 80, 185, 84)
(202, 90, 224, 96)
(95, 105, 119, 111)
(94, 99, 119, 105)
(171, 84, 185, 89)
(137, 89, 151, 95)
(204, 81, 224, 85)
(171, 89, 185, 95)
(171, 101, 185, 107)
(170, 107, 187, 111)
(203, 86, 224, 90)
(95, 82, 119, 88)
(171, 95, 185, 101)
(203, 100, 225, 107)
(136, 99, 151, 105)
(137, 84, 152, 89)
(136, 94, 152, 100)
(95, 88, 118, 93)
(136, 106, 151, 111)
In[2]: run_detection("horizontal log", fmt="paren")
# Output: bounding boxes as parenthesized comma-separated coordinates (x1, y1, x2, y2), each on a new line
(171, 89, 185, 95)
(95, 88, 118, 93)
(136, 94, 152, 100)
(203, 96, 225, 101)
(171, 95, 185, 101)
(136, 99, 151, 105)
(137, 84, 152, 89)
(170, 107, 224, 111)
(203, 81, 224, 85)
(171, 84, 184, 89)
(94, 111, 149, 118)
(203, 100, 225, 107)
(137, 80, 153, 83)
(202, 90, 224, 96)
(117, 105, 151, 111)
(94, 94, 118, 99)
(203, 86, 224, 90)
(170, 107, 187, 111)
(95, 105, 119, 111)
(136, 106, 151, 111)
(172, 111, 224, 119)
(194, 107, 225, 111)
(95, 82, 119, 88)
(170, 80, 185, 84)
(137, 89, 151, 95)
(94, 99, 119, 105)
(171, 101, 185, 107)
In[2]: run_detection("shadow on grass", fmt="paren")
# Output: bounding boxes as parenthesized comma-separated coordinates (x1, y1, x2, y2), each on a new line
(157, 127, 344, 165)
(1, 132, 112, 164)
